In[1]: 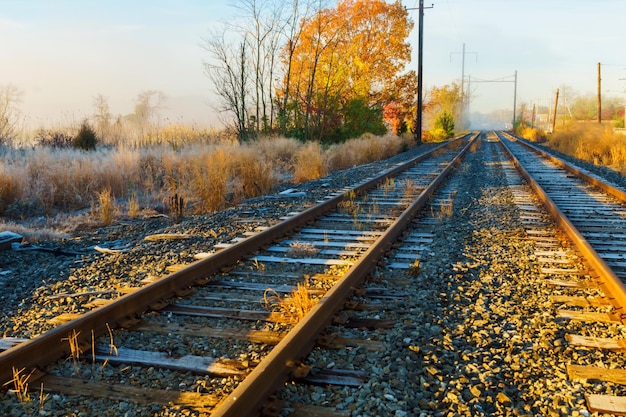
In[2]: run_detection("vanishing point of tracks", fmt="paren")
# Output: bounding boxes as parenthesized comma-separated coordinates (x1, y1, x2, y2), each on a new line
(5, 131, 626, 416)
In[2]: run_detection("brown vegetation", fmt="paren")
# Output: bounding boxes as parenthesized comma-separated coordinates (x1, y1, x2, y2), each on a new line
(0, 132, 415, 233)
(519, 122, 626, 174)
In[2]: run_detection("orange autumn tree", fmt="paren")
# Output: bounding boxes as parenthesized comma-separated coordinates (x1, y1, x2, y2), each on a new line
(277, 0, 414, 143)
(382, 70, 418, 135)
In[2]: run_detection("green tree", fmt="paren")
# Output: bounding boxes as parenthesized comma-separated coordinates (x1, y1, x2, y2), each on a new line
(429, 111, 455, 141)
(74, 120, 98, 150)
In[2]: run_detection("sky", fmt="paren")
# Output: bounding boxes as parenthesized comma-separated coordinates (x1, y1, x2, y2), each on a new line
(1, 0, 626, 129)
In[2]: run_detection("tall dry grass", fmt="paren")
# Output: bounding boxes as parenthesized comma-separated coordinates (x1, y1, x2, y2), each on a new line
(0, 131, 416, 223)
(545, 122, 626, 173)
(326, 133, 413, 172)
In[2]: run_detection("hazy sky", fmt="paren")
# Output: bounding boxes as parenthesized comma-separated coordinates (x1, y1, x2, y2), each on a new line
(1, 0, 625, 129)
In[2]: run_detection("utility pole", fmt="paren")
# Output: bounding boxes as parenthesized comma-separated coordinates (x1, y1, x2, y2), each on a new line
(620, 78, 626, 129)
(406, 0, 434, 145)
(552, 88, 559, 133)
(450, 43, 477, 114)
(598, 62, 602, 123)
(512, 70, 518, 129)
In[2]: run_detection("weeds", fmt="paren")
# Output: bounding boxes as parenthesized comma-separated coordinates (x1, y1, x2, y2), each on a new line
(62, 329, 83, 376)
(127, 192, 140, 218)
(96, 323, 118, 378)
(263, 279, 317, 323)
(294, 142, 326, 183)
(3, 367, 48, 416)
(252, 258, 265, 272)
(94, 187, 115, 225)
(401, 179, 420, 200)
(380, 177, 396, 195)
(408, 258, 421, 276)
(437, 191, 457, 218)
(546, 122, 626, 172)
(4, 367, 34, 404)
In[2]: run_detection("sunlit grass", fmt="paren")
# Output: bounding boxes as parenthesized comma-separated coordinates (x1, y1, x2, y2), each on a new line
(0, 128, 416, 226)
(544, 122, 626, 173)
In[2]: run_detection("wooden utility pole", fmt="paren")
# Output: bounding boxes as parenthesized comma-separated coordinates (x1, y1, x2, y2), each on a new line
(416, 0, 424, 145)
(407, 1, 434, 145)
(512, 70, 518, 128)
(552, 88, 559, 133)
(598, 62, 602, 123)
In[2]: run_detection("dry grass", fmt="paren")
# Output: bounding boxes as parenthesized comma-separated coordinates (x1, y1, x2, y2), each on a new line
(517, 125, 547, 143)
(263, 280, 318, 323)
(545, 122, 626, 172)
(294, 142, 326, 183)
(1, 129, 415, 224)
(3, 366, 48, 416)
(63, 329, 83, 376)
(127, 192, 140, 218)
(326, 133, 413, 172)
(286, 241, 319, 257)
(438, 199, 454, 218)
(0, 219, 71, 242)
(94, 187, 116, 225)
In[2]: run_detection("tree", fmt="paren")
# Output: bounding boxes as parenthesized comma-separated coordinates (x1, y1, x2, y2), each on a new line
(132, 90, 166, 127)
(279, 0, 413, 142)
(0, 84, 23, 145)
(203, 31, 252, 141)
(93, 94, 112, 139)
(432, 110, 455, 140)
(424, 83, 463, 138)
(381, 71, 418, 135)
(74, 120, 98, 150)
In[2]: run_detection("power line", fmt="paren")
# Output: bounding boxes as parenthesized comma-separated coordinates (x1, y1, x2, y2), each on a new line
(470, 72, 518, 126)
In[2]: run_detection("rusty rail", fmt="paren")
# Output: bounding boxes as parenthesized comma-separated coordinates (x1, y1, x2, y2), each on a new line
(496, 131, 626, 317)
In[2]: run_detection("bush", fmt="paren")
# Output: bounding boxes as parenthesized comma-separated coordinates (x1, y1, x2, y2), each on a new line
(35, 129, 74, 148)
(74, 121, 97, 150)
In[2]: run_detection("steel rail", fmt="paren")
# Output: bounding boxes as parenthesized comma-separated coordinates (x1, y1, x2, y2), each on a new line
(496, 131, 626, 317)
(0, 134, 473, 388)
(210, 133, 479, 417)
(501, 131, 626, 202)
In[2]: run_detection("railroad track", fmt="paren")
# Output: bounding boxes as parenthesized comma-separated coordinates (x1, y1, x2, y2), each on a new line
(0, 134, 476, 416)
(497, 131, 626, 415)
(5, 130, 626, 416)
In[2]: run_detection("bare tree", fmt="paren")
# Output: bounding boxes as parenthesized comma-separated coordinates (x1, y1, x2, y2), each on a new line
(0, 84, 23, 146)
(202, 0, 325, 139)
(203, 30, 251, 141)
(93, 94, 112, 139)
(133, 90, 166, 126)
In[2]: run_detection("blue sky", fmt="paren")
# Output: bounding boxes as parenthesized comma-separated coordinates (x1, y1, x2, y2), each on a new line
(1, 0, 625, 128)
